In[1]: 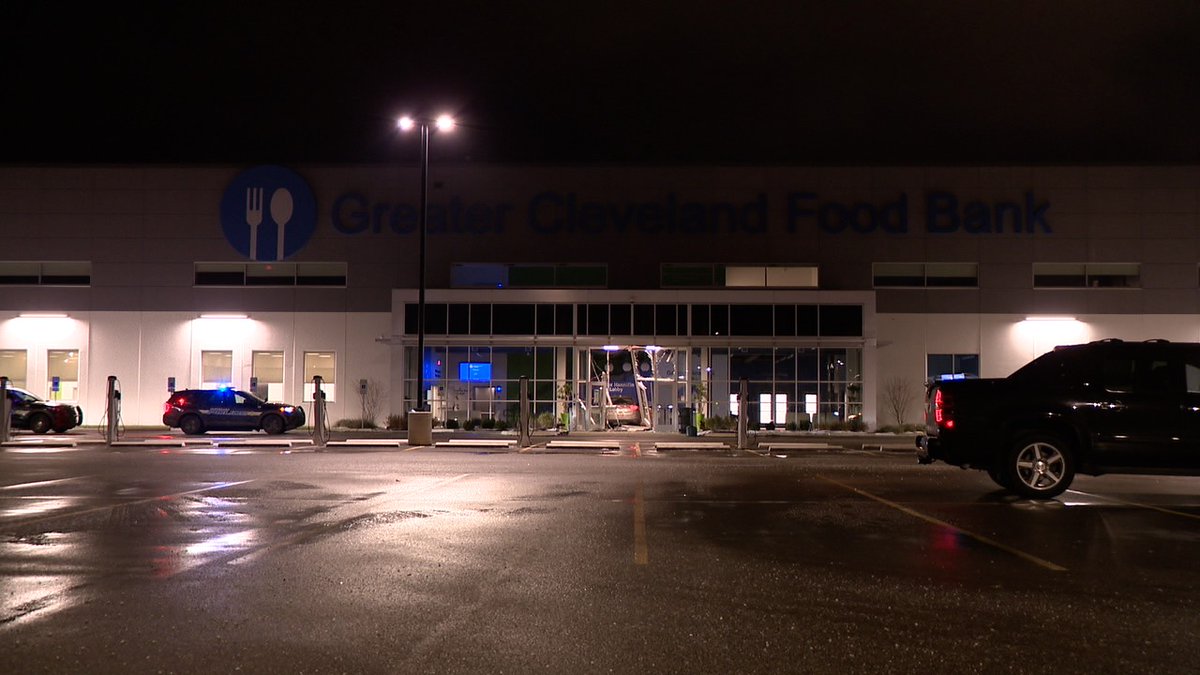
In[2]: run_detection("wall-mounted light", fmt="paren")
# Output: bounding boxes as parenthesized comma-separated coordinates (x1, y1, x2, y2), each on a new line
(18, 313, 69, 319)
(199, 313, 249, 320)
(602, 345, 621, 351)
(1023, 316, 1077, 322)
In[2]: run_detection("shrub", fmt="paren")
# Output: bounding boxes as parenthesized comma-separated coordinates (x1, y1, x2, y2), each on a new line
(445, 418, 460, 429)
(536, 412, 556, 430)
(463, 418, 481, 431)
(494, 420, 510, 431)
(481, 417, 496, 429)
(386, 414, 406, 431)
(785, 421, 798, 431)
(334, 418, 378, 429)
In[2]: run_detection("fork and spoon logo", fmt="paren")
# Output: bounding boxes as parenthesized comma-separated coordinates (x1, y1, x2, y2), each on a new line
(220, 165, 316, 261)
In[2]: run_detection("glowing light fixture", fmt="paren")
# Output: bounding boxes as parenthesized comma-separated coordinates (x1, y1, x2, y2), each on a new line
(602, 345, 621, 351)
(18, 313, 68, 319)
(1024, 316, 1077, 322)
(199, 313, 248, 320)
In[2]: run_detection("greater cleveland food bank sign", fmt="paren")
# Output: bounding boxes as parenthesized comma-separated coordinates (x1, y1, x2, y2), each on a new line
(330, 190, 1052, 237)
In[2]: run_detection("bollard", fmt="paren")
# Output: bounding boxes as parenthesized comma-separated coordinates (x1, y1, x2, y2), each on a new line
(312, 375, 328, 449)
(736, 379, 749, 449)
(105, 375, 121, 445)
(0, 376, 10, 444)
(519, 376, 531, 448)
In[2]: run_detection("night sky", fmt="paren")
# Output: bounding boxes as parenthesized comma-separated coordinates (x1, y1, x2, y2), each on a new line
(6, 2, 1200, 165)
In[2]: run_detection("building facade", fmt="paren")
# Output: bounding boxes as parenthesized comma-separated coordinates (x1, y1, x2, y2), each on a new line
(2, 163, 1198, 431)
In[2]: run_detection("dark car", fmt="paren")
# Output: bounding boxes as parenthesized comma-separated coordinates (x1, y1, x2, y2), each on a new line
(163, 388, 305, 435)
(4, 386, 84, 434)
(918, 339, 1200, 498)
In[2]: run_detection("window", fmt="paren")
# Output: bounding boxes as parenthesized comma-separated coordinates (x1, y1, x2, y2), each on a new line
(874, 262, 977, 288)
(661, 264, 719, 287)
(662, 264, 817, 288)
(730, 305, 774, 336)
(928, 353, 980, 381)
(247, 263, 296, 286)
(46, 349, 79, 400)
(303, 351, 336, 402)
(0, 350, 28, 389)
(0, 261, 91, 286)
(295, 262, 347, 286)
(819, 305, 862, 337)
(450, 263, 609, 288)
(201, 351, 233, 388)
(196, 262, 346, 286)
(252, 351, 284, 401)
(1034, 263, 1140, 288)
(491, 304, 535, 335)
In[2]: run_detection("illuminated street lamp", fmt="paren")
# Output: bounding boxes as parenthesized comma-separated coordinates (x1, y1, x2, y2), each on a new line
(397, 113, 455, 411)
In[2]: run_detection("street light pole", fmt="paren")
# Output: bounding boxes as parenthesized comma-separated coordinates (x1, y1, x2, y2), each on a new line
(398, 114, 454, 414)
(416, 120, 429, 412)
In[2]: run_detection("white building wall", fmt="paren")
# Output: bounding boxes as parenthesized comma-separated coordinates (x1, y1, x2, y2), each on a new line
(2, 311, 390, 428)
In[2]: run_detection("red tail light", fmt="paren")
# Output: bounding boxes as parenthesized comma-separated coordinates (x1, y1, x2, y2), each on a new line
(163, 402, 172, 414)
(933, 389, 954, 429)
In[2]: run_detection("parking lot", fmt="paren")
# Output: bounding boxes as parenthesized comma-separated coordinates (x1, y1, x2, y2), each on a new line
(2, 429, 1198, 673)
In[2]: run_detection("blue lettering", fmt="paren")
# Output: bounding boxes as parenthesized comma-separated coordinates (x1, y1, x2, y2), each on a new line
(993, 202, 1020, 233)
(925, 192, 959, 233)
(786, 192, 818, 233)
(1025, 192, 1051, 233)
(820, 202, 849, 233)
(880, 194, 908, 233)
(742, 194, 768, 233)
(389, 204, 417, 234)
(528, 192, 563, 234)
(963, 201, 990, 233)
(332, 192, 370, 234)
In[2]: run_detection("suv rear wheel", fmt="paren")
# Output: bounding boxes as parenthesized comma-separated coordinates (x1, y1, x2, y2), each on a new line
(1007, 434, 1075, 499)
(179, 414, 206, 436)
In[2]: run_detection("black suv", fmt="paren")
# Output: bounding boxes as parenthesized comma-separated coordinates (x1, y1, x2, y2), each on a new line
(918, 339, 1200, 498)
(4, 386, 84, 434)
(163, 388, 305, 435)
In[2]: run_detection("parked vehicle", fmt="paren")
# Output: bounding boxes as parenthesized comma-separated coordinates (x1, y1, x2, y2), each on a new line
(917, 339, 1200, 498)
(4, 386, 83, 434)
(163, 388, 305, 435)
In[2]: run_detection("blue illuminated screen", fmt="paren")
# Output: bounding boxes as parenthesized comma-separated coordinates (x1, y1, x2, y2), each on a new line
(459, 362, 492, 382)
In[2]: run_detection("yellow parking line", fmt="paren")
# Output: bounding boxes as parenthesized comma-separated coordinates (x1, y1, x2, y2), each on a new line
(633, 481, 648, 565)
(818, 476, 1068, 572)
(1069, 489, 1200, 521)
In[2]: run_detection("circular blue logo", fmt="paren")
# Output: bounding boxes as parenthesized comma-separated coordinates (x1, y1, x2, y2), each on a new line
(220, 165, 317, 261)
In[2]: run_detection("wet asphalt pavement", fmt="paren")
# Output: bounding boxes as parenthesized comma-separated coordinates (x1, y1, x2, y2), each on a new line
(1, 430, 1198, 674)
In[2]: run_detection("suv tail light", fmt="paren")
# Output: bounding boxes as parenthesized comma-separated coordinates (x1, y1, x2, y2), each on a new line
(933, 389, 955, 429)
(164, 402, 172, 414)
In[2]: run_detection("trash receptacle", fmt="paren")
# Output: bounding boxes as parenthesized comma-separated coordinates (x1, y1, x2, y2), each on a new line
(408, 410, 433, 446)
(678, 406, 693, 434)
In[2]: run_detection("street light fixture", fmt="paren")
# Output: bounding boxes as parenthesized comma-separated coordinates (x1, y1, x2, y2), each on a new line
(397, 113, 455, 412)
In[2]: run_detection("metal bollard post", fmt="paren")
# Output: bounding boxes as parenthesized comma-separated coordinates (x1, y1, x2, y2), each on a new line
(105, 375, 120, 445)
(737, 377, 749, 451)
(312, 375, 328, 449)
(0, 376, 10, 444)
(519, 376, 531, 448)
